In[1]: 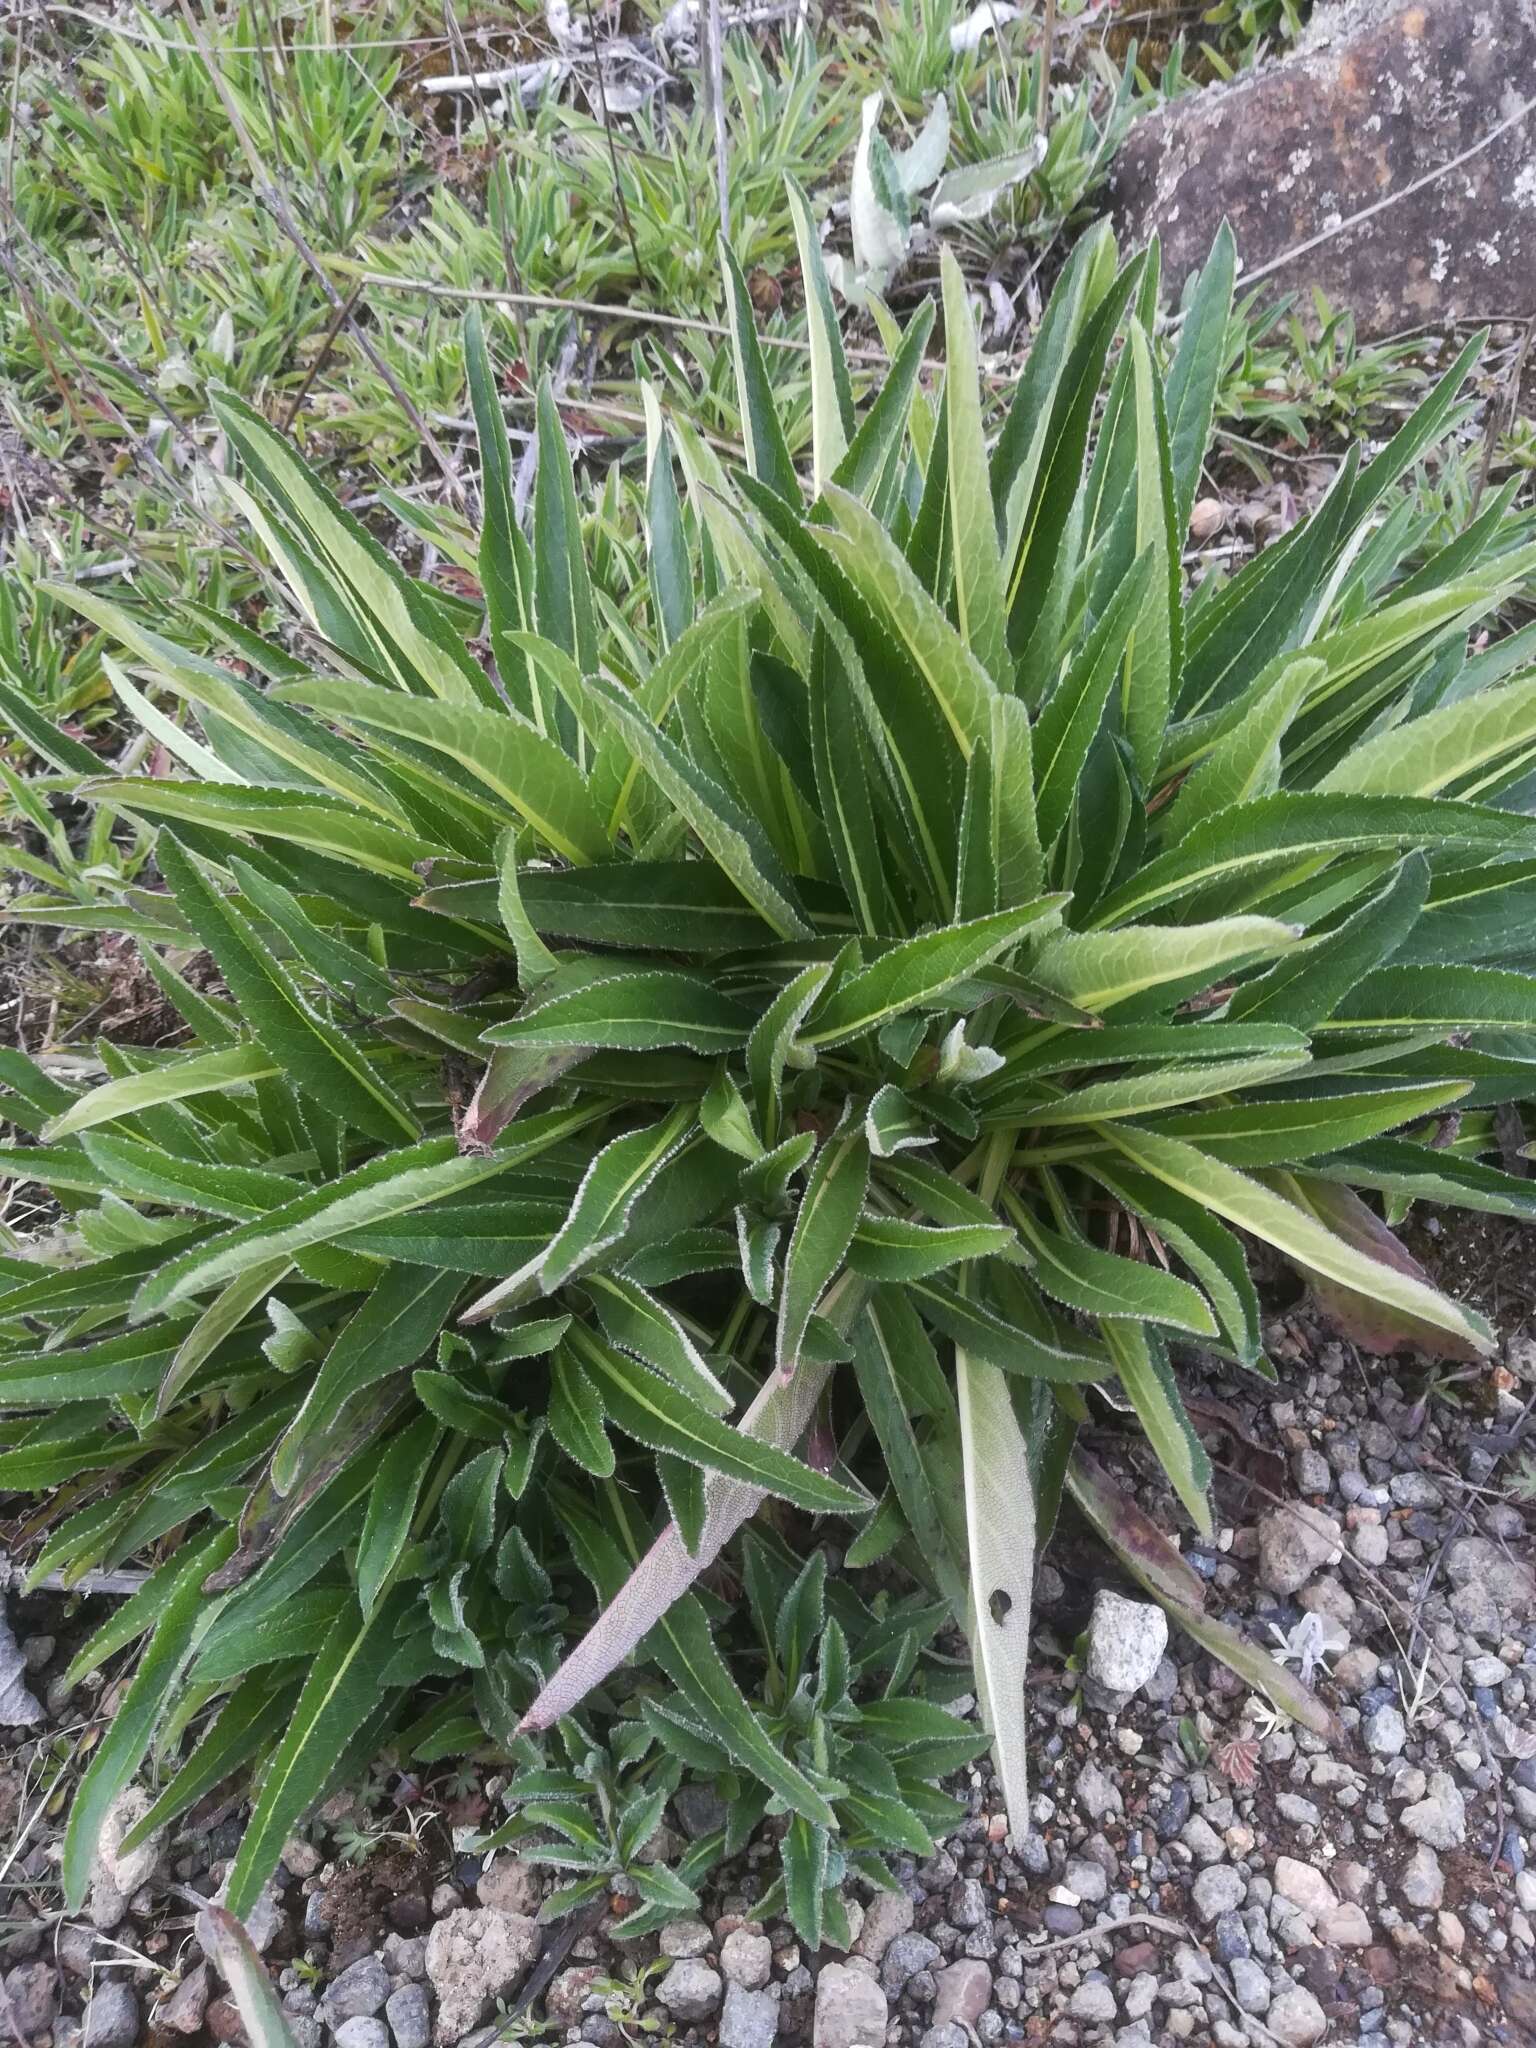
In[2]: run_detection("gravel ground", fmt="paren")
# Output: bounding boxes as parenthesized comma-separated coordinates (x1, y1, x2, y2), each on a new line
(3, 1291, 1534, 2048)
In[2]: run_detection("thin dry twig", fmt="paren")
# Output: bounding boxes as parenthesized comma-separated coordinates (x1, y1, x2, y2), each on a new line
(1470, 314, 1536, 519)
(576, 0, 649, 288)
(349, 269, 901, 365)
(280, 283, 364, 435)
(1035, 0, 1057, 129)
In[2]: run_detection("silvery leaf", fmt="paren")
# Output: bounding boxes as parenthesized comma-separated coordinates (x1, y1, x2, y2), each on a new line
(928, 142, 1043, 230)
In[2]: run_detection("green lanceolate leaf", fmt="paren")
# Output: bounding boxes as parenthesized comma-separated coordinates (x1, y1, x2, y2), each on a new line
(1011, 1209, 1217, 1335)
(571, 1326, 865, 1514)
(1091, 792, 1536, 927)
(786, 179, 854, 495)
(581, 671, 812, 940)
(1162, 658, 1318, 845)
(532, 378, 599, 690)
(78, 1135, 300, 1221)
(748, 961, 833, 1146)
(82, 780, 443, 881)
(850, 1294, 966, 1612)
(941, 249, 1009, 686)
(586, 1272, 731, 1413)
(139, 1131, 568, 1317)
(274, 1265, 465, 1493)
(64, 1527, 236, 1908)
(1030, 916, 1302, 1013)
(721, 238, 799, 505)
(275, 680, 608, 864)
(1164, 224, 1235, 533)
(1227, 854, 1429, 1028)
(547, 1339, 615, 1476)
(462, 1106, 695, 1320)
(1100, 1123, 1494, 1356)
(806, 900, 1065, 1048)
(913, 1275, 1112, 1383)
(848, 1212, 1011, 1281)
(357, 1417, 444, 1617)
(154, 835, 418, 1144)
(1102, 1321, 1212, 1534)
(223, 1594, 408, 1917)
(44, 1042, 278, 1140)
(776, 1114, 870, 1379)
(1033, 551, 1155, 852)
(485, 971, 754, 1055)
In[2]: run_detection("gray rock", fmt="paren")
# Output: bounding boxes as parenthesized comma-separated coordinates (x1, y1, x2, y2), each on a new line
(1192, 1866, 1246, 1923)
(1389, 1472, 1442, 1509)
(1447, 1535, 1536, 1621)
(1318, 1903, 1372, 1947)
(1181, 1816, 1225, 1866)
(1334, 1646, 1381, 1694)
(424, 1908, 540, 2044)
(1229, 1958, 1271, 2015)
(674, 1784, 730, 1840)
(1451, 1577, 1503, 1639)
(1085, 1590, 1169, 1696)
(282, 1836, 321, 1879)
(335, 2023, 389, 2048)
(659, 1917, 714, 1959)
(1123, 1973, 1157, 2021)
(813, 1962, 888, 2048)
(947, 1877, 987, 1931)
(244, 1885, 286, 1958)
(919, 2028, 967, 2048)
(1401, 1844, 1444, 1910)
(1110, 0, 1536, 339)
(932, 1960, 991, 2031)
(719, 1982, 779, 2048)
(4, 1963, 58, 2038)
(1274, 1794, 1320, 1827)
(547, 1967, 602, 2026)
(1466, 1653, 1510, 1688)
(383, 1935, 427, 1982)
(1076, 1760, 1123, 1821)
(1274, 1858, 1336, 1922)
(96, 1788, 162, 1904)
(881, 1933, 942, 1996)
(1066, 1856, 1109, 1905)
(1351, 1523, 1390, 1568)
(156, 1964, 210, 2038)
(1402, 1772, 1467, 1849)
(1266, 1985, 1327, 2047)
(386, 1982, 431, 2048)
(658, 1960, 724, 2020)
(853, 1889, 913, 1966)
(321, 1957, 393, 2024)
(1363, 1703, 1407, 1756)
(1292, 1447, 1331, 1496)
(82, 1983, 139, 2048)
(477, 1854, 541, 1917)
(1068, 1977, 1117, 2023)
(1257, 1505, 1341, 1596)
(720, 1931, 772, 1990)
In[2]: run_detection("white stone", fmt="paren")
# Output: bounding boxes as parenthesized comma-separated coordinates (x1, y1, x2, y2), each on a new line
(1085, 1590, 1170, 1696)
(424, 1908, 539, 2045)
(813, 1962, 888, 2048)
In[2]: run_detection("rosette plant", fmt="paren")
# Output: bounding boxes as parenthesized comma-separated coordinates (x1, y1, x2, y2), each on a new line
(4, 212, 1536, 1942)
